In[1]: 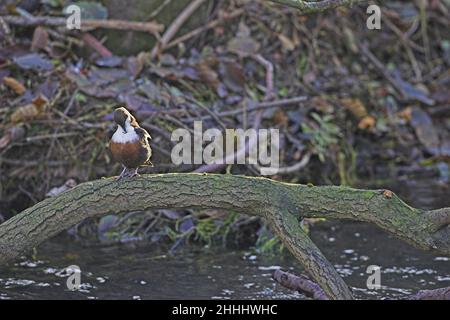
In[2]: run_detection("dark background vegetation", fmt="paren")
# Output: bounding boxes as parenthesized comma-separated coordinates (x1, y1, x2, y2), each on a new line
(0, 0, 449, 250)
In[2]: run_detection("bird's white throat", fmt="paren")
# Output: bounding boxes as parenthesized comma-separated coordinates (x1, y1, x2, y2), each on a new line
(111, 119, 139, 144)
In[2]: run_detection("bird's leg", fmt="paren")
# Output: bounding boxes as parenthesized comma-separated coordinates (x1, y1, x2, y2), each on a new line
(130, 167, 139, 177)
(117, 166, 128, 180)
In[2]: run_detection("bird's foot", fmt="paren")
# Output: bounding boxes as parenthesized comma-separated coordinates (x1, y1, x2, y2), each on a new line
(130, 168, 140, 177)
(117, 167, 140, 180)
(117, 166, 129, 180)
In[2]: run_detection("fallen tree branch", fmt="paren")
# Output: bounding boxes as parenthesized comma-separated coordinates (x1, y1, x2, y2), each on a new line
(1, 15, 164, 34)
(408, 286, 450, 300)
(150, 0, 208, 59)
(274, 269, 450, 300)
(81, 33, 112, 57)
(0, 174, 449, 299)
(188, 96, 308, 122)
(268, 0, 367, 13)
(273, 269, 328, 299)
(165, 9, 244, 50)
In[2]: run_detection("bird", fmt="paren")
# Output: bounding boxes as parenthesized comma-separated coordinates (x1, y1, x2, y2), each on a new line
(109, 106, 152, 179)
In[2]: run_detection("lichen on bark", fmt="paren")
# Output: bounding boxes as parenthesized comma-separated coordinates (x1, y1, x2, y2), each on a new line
(0, 173, 449, 299)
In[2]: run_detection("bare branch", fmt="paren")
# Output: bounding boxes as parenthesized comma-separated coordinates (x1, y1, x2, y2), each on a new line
(0, 174, 449, 299)
(268, 0, 367, 13)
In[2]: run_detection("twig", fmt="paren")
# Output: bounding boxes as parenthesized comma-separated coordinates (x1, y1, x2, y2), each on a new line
(193, 52, 276, 173)
(268, 0, 366, 13)
(194, 106, 263, 173)
(81, 33, 112, 57)
(165, 9, 244, 49)
(383, 15, 422, 81)
(186, 96, 308, 122)
(149, 0, 173, 19)
(46, 90, 78, 159)
(1, 15, 164, 34)
(25, 132, 78, 142)
(359, 43, 404, 96)
(408, 286, 450, 300)
(252, 54, 274, 101)
(418, 0, 432, 67)
(151, 0, 208, 59)
(274, 269, 450, 300)
(272, 269, 328, 300)
(360, 43, 434, 105)
(0, 158, 68, 167)
(255, 152, 311, 175)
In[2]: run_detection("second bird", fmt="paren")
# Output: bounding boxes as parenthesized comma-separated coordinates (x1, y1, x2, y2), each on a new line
(109, 107, 152, 179)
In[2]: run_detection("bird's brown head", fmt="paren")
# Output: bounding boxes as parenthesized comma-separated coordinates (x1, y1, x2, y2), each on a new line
(113, 107, 134, 131)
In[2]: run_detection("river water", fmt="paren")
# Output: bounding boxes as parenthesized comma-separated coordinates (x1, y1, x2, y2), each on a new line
(0, 177, 449, 300)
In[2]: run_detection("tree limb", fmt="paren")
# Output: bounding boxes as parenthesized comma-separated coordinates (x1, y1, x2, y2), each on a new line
(274, 269, 450, 300)
(409, 286, 450, 300)
(267, 0, 367, 13)
(273, 269, 328, 300)
(0, 174, 449, 299)
(1, 16, 164, 34)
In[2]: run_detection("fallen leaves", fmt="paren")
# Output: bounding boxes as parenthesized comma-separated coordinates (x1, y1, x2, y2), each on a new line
(411, 107, 440, 155)
(341, 98, 367, 118)
(398, 106, 412, 122)
(10, 94, 49, 123)
(11, 104, 44, 123)
(0, 126, 26, 150)
(277, 33, 296, 51)
(227, 22, 260, 57)
(3, 76, 26, 95)
(358, 116, 376, 131)
(13, 53, 53, 71)
(31, 26, 49, 51)
(340, 98, 377, 131)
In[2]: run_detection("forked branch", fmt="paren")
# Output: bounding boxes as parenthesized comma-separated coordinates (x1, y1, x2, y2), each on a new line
(0, 174, 449, 300)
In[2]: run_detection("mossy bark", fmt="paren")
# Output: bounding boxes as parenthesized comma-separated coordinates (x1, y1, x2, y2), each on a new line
(99, 0, 210, 54)
(0, 174, 449, 299)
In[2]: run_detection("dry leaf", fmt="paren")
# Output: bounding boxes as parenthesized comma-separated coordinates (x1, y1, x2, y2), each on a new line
(358, 116, 376, 131)
(277, 33, 296, 51)
(311, 96, 334, 113)
(3, 76, 26, 95)
(341, 98, 367, 119)
(411, 107, 440, 155)
(273, 110, 289, 126)
(293, 150, 302, 161)
(11, 97, 47, 123)
(31, 26, 49, 51)
(227, 36, 260, 57)
(0, 134, 11, 150)
(0, 126, 26, 149)
(126, 56, 144, 79)
(32, 93, 49, 108)
(220, 61, 245, 93)
(398, 107, 412, 122)
(196, 61, 220, 89)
